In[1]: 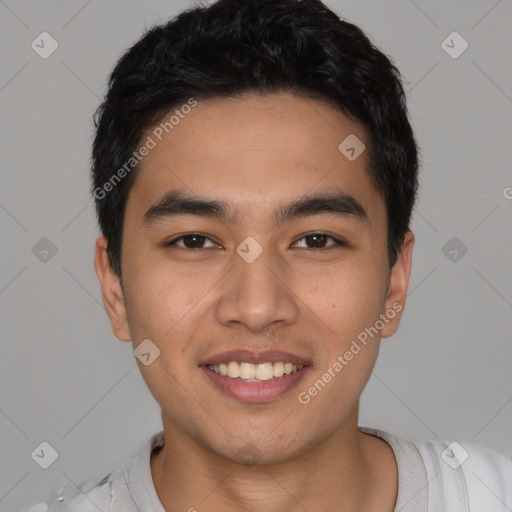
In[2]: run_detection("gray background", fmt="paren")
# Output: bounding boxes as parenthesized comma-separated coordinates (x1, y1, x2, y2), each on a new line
(1, 0, 511, 509)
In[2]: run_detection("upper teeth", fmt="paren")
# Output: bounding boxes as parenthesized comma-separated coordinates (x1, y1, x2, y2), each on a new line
(206, 361, 304, 381)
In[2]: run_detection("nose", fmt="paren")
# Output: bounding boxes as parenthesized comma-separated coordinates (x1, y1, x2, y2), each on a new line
(215, 242, 299, 333)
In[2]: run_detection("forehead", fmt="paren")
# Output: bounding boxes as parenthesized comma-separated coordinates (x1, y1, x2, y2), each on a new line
(126, 91, 384, 226)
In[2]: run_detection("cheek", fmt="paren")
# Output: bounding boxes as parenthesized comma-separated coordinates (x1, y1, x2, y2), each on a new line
(122, 262, 207, 400)
(293, 259, 386, 404)
(296, 259, 387, 339)
(121, 252, 207, 342)
(294, 267, 384, 422)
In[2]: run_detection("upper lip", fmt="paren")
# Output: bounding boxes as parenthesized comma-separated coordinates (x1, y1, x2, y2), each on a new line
(199, 349, 312, 366)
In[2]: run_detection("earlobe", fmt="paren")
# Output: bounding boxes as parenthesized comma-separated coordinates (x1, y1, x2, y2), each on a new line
(94, 236, 131, 342)
(381, 231, 415, 339)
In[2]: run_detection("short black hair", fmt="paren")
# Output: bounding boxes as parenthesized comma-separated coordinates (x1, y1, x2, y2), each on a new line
(91, 0, 419, 278)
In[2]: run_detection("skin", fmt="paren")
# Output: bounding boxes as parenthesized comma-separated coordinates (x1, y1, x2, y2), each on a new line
(95, 91, 414, 512)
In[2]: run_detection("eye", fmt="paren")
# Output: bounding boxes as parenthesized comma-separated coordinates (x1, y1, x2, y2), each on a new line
(165, 233, 218, 250)
(164, 232, 346, 252)
(292, 233, 345, 251)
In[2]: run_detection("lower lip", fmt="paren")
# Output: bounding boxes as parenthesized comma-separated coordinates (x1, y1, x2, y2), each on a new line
(200, 366, 311, 403)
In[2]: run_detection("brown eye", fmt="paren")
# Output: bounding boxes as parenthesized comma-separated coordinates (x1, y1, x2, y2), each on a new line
(166, 233, 217, 250)
(293, 233, 344, 251)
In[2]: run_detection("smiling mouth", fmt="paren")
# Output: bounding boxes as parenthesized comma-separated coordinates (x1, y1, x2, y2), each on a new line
(204, 361, 307, 382)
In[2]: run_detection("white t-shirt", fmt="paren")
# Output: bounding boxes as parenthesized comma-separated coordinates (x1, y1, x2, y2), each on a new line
(22, 426, 512, 512)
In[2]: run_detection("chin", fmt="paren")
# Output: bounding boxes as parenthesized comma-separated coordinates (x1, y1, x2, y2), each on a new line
(207, 432, 306, 466)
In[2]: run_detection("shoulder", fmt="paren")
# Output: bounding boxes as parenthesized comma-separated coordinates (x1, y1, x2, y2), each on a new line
(360, 426, 512, 510)
(413, 437, 512, 510)
(19, 431, 164, 512)
(18, 475, 115, 512)
(19, 456, 141, 512)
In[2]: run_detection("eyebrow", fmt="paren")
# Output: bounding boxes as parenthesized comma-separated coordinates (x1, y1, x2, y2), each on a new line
(141, 189, 368, 227)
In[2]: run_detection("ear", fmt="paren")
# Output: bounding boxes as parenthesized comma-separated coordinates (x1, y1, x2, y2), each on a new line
(94, 236, 131, 342)
(381, 231, 414, 339)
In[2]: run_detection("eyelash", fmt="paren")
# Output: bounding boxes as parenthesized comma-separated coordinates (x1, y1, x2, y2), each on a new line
(164, 232, 346, 253)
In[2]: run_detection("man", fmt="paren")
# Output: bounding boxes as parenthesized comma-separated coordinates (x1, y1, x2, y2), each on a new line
(23, 0, 512, 510)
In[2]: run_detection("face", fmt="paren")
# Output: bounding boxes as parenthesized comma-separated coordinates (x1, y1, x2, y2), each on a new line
(95, 91, 413, 464)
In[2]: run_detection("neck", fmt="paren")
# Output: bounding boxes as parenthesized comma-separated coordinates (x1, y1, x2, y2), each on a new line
(150, 410, 398, 512)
